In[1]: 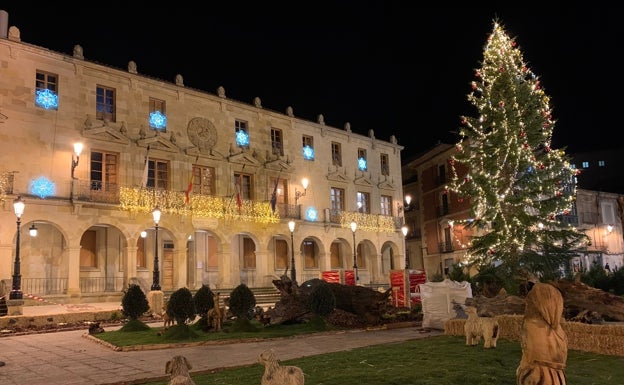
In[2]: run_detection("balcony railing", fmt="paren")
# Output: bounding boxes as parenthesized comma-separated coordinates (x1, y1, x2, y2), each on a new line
(327, 209, 402, 233)
(21, 277, 126, 296)
(438, 241, 454, 253)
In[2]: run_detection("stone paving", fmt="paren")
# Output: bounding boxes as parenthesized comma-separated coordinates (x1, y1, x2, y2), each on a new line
(0, 303, 441, 385)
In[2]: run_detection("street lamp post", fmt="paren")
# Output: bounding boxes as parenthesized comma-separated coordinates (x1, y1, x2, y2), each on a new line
(151, 207, 161, 291)
(10, 196, 25, 300)
(402, 225, 409, 269)
(288, 220, 296, 283)
(350, 221, 358, 283)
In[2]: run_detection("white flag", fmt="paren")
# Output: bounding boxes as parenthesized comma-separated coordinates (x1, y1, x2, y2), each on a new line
(141, 146, 150, 188)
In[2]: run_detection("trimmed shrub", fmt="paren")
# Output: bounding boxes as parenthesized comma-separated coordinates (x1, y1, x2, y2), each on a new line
(168, 287, 196, 326)
(193, 284, 215, 317)
(228, 284, 256, 319)
(121, 283, 149, 320)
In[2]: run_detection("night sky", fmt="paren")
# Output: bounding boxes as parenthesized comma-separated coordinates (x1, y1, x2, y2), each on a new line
(2, 4, 621, 161)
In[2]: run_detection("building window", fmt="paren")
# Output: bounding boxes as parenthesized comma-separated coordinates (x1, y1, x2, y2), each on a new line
(147, 159, 169, 189)
(149, 98, 167, 131)
(330, 242, 342, 268)
(234, 172, 253, 200)
(271, 128, 283, 156)
(96, 85, 116, 122)
(380, 153, 389, 176)
(136, 236, 146, 268)
(270, 177, 287, 204)
(303, 239, 319, 268)
(331, 142, 342, 167)
(331, 187, 345, 211)
(357, 191, 370, 213)
(35, 70, 58, 110)
(598, 160, 606, 167)
(192, 165, 216, 196)
(235, 120, 250, 148)
(582, 161, 589, 169)
(357, 148, 368, 171)
(90, 151, 118, 191)
(242, 236, 256, 269)
(80, 230, 97, 268)
(438, 164, 447, 184)
(302, 135, 315, 160)
(380, 195, 392, 216)
(275, 238, 288, 270)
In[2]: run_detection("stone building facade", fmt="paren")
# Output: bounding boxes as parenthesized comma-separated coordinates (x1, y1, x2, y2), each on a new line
(0, 23, 406, 304)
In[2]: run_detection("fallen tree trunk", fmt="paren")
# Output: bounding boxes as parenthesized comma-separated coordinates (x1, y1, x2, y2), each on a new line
(466, 279, 624, 322)
(265, 276, 393, 326)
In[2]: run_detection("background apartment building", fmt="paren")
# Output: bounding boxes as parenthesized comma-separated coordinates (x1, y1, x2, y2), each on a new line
(0, 19, 407, 305)
(402, 143, 624, 279)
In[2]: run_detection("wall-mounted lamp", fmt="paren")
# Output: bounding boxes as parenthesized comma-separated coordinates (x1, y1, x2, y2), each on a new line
(29, 224, 38, 237)
(71, 143, 83, 180)
(294, 178, 309, 205)
(398, 195, 412, 212)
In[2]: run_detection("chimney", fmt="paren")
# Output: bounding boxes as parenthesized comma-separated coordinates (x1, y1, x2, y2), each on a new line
(0, 10, 8, 39)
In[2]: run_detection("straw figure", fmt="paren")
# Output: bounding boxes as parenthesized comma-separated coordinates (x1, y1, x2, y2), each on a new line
(258, 349, 305, 385)
(516, 282, 567, 385)
(165, 355, 196, 385)
(207, 292, 224, 331)
(464, 306, 499, 348)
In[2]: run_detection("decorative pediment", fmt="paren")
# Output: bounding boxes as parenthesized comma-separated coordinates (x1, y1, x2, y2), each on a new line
(326, 168, 349, 183)
(354, 175, 373, 187)
(82, 120, 131, 145)
(228, 150, 261, 167)
(185, 146, 225, 161)
(137, 133, 180, 153)
(378, 179, 396, 190)
(264, 158, 293, 172)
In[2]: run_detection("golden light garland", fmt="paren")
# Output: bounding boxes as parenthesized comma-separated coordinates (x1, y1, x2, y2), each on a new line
(119, 187, 280, 224)
(340, 211, 397, 233)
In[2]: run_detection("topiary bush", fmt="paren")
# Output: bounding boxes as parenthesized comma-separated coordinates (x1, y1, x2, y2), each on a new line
(228, 284, 257, 331)
(192, 284, 214, 330)
(167, 287, 197, 326)
(121, 283, 150, 320)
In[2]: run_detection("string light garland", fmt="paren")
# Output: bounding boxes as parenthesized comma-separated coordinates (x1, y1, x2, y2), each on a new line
(120, 187, 279, 224)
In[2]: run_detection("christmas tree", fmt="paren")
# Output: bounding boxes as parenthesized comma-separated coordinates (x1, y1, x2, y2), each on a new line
(448, 20, 588, 288)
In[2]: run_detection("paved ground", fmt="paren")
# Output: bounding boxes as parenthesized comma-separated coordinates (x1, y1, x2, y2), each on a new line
(0, 303, 442, 385)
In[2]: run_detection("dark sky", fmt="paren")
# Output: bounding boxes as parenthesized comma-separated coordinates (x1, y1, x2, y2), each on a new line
(3, 4, 621, 161)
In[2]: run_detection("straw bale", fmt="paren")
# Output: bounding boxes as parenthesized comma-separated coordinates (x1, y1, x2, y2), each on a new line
(445, 317, 624, 356)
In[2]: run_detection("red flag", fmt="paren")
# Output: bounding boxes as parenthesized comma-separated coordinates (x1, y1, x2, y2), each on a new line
(185, 173, 194, 205)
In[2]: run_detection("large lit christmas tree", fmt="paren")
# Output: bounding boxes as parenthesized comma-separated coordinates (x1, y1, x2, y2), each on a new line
(448, 20, 588, 287)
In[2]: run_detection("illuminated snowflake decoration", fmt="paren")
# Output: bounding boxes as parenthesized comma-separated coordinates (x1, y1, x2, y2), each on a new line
(236, 130, 250, 147)
(302, 145, 315, 160)
(35, 89, 59, 110)
(305, 207, 318, 221)
(29, 176, 55, 198)
(149, 111, 167, 130)
(358, 157, 368, 171)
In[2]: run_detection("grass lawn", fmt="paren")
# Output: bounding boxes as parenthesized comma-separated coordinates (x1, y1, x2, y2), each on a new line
(95, 323, 624, 385)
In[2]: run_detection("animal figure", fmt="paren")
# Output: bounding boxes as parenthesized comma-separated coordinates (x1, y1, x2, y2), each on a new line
(163, 301, 174, 330)
(464, 306, 499, 348)
(88, 322, 104, 335)
(258, 349, 305, 385)
(516, 283, 568, 385)
(207, 292, 224, 331)
(165, 355, 196, 385)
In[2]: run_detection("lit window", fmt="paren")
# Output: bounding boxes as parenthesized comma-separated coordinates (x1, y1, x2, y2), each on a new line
(302, 135, 315, 160)
(35, 70, 59, 110)
(149, 98, 167, 130)
(235, 120, 250, 148)
(582, 161, 589, 169)
(357, 148, 367, 171)
(598, 160, 606, 167)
